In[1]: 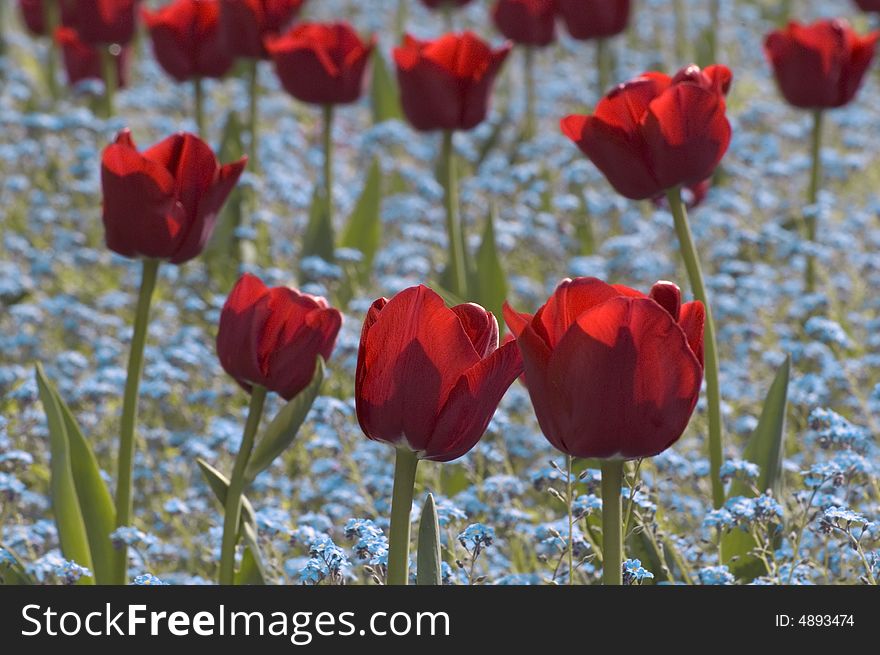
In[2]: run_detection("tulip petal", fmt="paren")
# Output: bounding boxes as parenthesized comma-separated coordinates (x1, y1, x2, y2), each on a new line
(502, 301, 533, 338)
(216, 274, 271, 393)
(642, 83, 731, 190)
(425, 338, 523, 462)
(536, 277, 625, 347)
(679, 300, 705, 368)
(547, 297, 702, 458)
(451, 303, 499, 358)
(648, 281, 682, 321)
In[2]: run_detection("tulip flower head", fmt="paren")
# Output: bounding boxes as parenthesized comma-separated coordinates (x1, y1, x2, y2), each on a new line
(18, 0, 78, 37)
(764, 19, 878, 110)
(217, 274, 342, 401)
(504, 277, 704, 460)
(356, 285, 523, 462)
(100, 130, 247, 263)
(561, 64, 732, 200)
(266, 22, 374, 105)
(142, 0, 234, 82)
(853, 0, 880, 13)
(71, 0, 139, 45)
(557, 0, 631, 40)
(219, 0, 306, 59)
(55, 26, 130, 87)
(394, 32, 512, 132)
(492, 0, 557, 47)
(421, 0, 474, 8)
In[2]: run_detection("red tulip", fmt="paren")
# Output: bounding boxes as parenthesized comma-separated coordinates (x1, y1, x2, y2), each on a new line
(55, 26, 130, 87)
(421, 0, 474, 8)
(219, 0, 306, 59)
(560, 64, 732, 200)
(356, 285, 523, 462)
(18, 0, 77, 36)
(557, 0, 630, 40)
(853, 0, 880, 12)
(70, 0, 138, 45)
(393, 32, 511, 132)
(100, 130, 246, 264)
(504, 278, 704, 459)
(142, 0, 234, 82)
(265, 22, 374, 105)
(492, 0, 557, 47)
(216, 274, 341, 400)
(764, 19, 878, 110)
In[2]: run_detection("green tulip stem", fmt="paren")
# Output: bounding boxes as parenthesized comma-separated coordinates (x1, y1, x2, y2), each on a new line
(441, 130, 467, 298)
(673, 0, 687, 63)
(100, 46, 116, 118)
(218, 385, 267, 585)
(323, 103, 336, 249)
(567, 455, 574, 585)
(442, 4, 454, 32)
(387, 448, 419, 585)
(523, 45, 536, 140)
(111, 258, 160, 585)
(395, 0, 408, 39)
(44, 0, 60, 102)
(805, 109, 823, 293)
(666, 188, 725, 512)
(248, 59, 260, 172)
(709, 0, 720, 63)
(596, 38, 610, 97)
(194, 77, 205, 135)
(600, 459, 624, 585)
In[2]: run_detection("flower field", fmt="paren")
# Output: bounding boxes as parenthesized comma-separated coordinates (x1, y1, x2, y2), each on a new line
(1, 0, 879, 588)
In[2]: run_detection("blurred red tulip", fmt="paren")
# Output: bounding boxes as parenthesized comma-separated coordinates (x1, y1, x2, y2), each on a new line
(217, 273, 341, 400)
(504, 277, 704, 459)
(557, 0, 630, 40)
(764, 19, 878, 110)
(18, 0, 77, 36)
(492, 0, 557, 47)
(421, 0, 474, 8)
(70, 0, 138, 45)
(219, 0, 305, 59)
(266, 22, 374, 105)
(853, 0, 880, 12)
(561, 64, 732, 200)
(142, 0, 234, 82)
(55, 26, 129, 87)
(356, 285, 523, 462)
(100, 130, 246, 264)
(393, 32, 511, 132)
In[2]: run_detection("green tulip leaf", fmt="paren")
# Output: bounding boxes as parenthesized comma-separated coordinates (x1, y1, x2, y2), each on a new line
(722, 356, 791, 579)
(471, 205, 508, 328)
(416, 493, 442, 586)
(301, 185, 336, 263)
(0, 543, 35, 585)
(370, 49, 403, 124)
(35, 364, 95, 585)
(196, 458, 257, 533)
(340, 159, 382, 280)
(245, 358, 324, 482)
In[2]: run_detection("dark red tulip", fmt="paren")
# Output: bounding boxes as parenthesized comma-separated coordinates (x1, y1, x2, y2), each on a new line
(142, 0, 234, 82)
(219, 0, 306, 59)
(217, 274, 341, 401)
(421, 0, 474, 8)
(557, 0, 630, 40)
(393, 32, 511, 132)
(356, 285, 523, 463)
(504, 278, 704, 459)
(853, 0, 880, 12)
(100, 130, 246, 264)
(55, 26, 130, 87)
(70, 0, 138, 45)
(764, 19, 878, 110)
(265, 22, 374, 105)
(561, 64, 732, 200)
(492, 0, 557, 47)
(18, 0, 78, 37)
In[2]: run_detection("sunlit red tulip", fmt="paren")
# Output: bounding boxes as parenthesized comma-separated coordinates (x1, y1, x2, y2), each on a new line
(70, 0, 138, 45)
(561, 64, 732, 200)
(55, 26, 129, 87)
(557, 0, 630, 40)
(764, 19, 878, 109)
(216, 273, 341, 400)
(219, 0, 306, 59)
(18, 0, 77, 36)
(356, 285, 523, 462)
(142, 0, 234, 82)
(266, 22, 374, 105)
(100, 130, 246, 263)
(393, 32, 511, 132)
(492, 0, 557, 47)
(504, 277, 704, 459)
